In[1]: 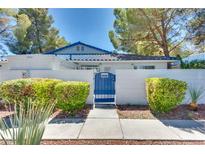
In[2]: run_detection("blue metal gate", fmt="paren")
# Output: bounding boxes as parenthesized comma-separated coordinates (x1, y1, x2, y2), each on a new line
(94, 72, 116, 103)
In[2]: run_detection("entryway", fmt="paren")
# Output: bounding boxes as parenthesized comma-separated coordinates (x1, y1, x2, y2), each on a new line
(94, 72, 116, 104)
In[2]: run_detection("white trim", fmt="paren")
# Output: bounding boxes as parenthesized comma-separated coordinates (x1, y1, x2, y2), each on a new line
(68, 60, 177, 63)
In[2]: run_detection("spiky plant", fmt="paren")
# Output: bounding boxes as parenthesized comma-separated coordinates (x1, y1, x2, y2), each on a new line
(189, 86, 204, 104)
(0, 99, 55, 145)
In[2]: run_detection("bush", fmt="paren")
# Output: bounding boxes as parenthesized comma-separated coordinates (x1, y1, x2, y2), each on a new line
(0, 79, 35, 104)
(32, 79, 63, 104)
(0, 78, 90, 114)
(0, 78, 63, 105)
(55, 81, 90, 114)
(181, 60, 205, 69)
(145, 78, 187, 113)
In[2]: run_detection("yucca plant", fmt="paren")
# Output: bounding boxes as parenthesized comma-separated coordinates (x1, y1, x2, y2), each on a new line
(0, 99, 55, 145)
(188, 86, 204, 111)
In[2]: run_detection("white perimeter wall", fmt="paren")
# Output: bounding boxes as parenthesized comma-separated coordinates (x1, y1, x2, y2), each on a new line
(116, 69, 205, 105)
(0, 70, 94, 104)
(1, 69, 205, 105)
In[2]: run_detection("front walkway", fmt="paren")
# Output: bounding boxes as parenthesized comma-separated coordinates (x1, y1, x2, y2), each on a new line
(43, 106, 205, 140)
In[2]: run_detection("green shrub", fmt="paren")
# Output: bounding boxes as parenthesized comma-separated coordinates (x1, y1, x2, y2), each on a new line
(0, 79, 35, 103)
(55, 81, 90, 114)
(0, 78, 62, 105)
(146, 78, 187, 113)
(181, 60, 205, 69)
(32, 79, 63, 104)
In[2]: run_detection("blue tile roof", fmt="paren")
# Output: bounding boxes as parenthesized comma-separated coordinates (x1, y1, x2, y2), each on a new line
(44, 41, 112, 54)
(44, 41, 178, 61)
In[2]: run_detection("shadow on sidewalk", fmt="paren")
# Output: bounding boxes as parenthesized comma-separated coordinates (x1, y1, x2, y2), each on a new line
(161, 120, 205, 134)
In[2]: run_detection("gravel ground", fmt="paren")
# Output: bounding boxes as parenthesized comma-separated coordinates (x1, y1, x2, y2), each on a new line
(41, 139, 205, 145)
(0, 104, 92, 119)
(52, 105, 92, 119)
(117, 104, 205, 120)
(1, 139, 205, 145)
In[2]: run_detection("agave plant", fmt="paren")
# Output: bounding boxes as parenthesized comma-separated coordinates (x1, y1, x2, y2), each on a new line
(189, 86, 204, 103)
(188, 86, 204, 111)
(0, 99, 55, 145)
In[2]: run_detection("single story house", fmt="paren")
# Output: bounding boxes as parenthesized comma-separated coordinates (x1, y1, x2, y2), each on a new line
(45, 41, 179, 72)
(0, 42, 179, 73)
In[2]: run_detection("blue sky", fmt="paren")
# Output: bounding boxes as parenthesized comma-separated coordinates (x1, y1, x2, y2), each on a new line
(49, 8, 115, 51)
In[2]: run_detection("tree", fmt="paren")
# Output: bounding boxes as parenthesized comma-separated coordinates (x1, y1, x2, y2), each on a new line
(43, 27, 68, 51)
(0, 9, 31, 54)
(187, 9, 205, 52)
(0, 9, 17, 44)
(7, 9, 68, 54)
(109, 9, 190, 57)
(6, 14, 32, 54)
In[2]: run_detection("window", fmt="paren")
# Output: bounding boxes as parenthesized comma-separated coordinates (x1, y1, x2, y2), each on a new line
(81, 46, 84, 51)
(140, 65, 155, 69)
(76, 46, 80, 51)
(77, 65, 99, 71)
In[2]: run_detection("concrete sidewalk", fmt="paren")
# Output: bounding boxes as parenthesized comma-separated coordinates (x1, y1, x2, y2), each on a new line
(43, 107, 205, 140)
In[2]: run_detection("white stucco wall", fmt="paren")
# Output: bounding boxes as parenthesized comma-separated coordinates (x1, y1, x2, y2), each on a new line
(1, 69, 205, 105)
(1, 54, 75, 71)
(116, 69, 205, 105)
(0, 61, 8, 70)
(0, 70, 94, 104)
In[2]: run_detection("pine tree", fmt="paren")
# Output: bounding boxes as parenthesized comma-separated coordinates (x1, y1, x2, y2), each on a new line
(7, 8, 68, 54)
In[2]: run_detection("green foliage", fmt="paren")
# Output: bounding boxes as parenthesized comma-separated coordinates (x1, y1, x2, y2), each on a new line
(0, 78, 90, 114)
(0, 79, 35, 103)
(181, 60, 205, 69)
(32, 79, 63, 104)
(109, 8, 191, 56)
(43, 27, 68, 52)
(0, 99, 55, 145)
(188, 86, 204, 103)
(187, 9, 205, 51)
(0, 78, 63, 105)
(146, 78, 187, 113)
(0, 9, 19, 45)
(6, 8, 68, 54)
(55, 82, 90, 114)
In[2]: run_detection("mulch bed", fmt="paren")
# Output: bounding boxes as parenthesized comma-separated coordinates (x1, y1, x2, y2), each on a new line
(0, 100, 92, 119)
(51, 105, 92, 119)
(0, 100, 14, 118)
(41, 139, 205, 145)
(117, 104, 205, 120)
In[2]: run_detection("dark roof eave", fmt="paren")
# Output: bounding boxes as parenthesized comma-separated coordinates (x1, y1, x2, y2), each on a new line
(44, 41, 112, 54)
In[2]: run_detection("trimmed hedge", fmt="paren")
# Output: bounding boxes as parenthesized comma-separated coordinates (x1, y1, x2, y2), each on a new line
(0, 78, 90, 113)
(146, 78, 187, 113)
(55, 82, 90, 114)
(0, 78, 63, 105)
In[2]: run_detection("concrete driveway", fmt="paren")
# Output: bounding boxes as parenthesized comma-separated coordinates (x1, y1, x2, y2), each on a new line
(43, 107, 205, 140)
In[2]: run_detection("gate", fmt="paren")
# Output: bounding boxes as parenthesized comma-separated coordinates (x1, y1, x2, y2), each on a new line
(94, 72, 116, 103)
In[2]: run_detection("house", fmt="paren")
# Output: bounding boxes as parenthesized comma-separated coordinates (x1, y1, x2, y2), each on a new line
(0, 42, 182, 104)
(0, 42, 178, 72)
(45, 41, 178, 72)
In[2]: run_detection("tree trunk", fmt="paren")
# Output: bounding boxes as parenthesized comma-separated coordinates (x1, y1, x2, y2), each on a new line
(163, 48, 170, 57)
(33, 15, 42, 53)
